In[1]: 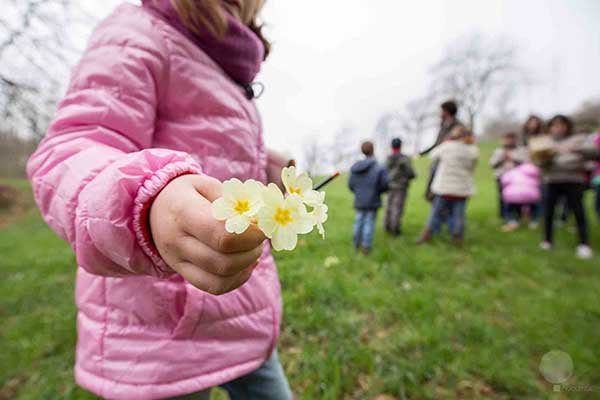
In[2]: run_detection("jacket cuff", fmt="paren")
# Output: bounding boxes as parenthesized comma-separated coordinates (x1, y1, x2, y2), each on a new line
(133, 161, 203, 277)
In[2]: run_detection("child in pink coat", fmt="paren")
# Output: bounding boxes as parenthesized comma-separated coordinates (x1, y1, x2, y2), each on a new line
(500, 163, 542, 231)
(27, 2, 292, 399)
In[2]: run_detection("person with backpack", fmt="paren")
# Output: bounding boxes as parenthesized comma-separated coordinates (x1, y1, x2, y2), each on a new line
(384, 138, 416, 236)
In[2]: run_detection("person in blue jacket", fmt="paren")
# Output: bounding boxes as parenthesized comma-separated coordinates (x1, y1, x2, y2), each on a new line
(348, 141, 389, 254)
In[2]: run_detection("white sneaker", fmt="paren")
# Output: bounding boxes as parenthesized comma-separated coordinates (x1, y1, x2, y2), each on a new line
(540, 241, 552, 251)
(576, 245, 593, 260)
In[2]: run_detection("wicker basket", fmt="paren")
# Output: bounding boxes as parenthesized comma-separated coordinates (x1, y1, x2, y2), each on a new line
(528, 135, 556, 164)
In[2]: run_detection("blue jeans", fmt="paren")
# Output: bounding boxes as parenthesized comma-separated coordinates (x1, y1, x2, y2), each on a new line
(168, 350, 292, 400)
(427, 196, 467, 238)
(353, 209, 377, 250)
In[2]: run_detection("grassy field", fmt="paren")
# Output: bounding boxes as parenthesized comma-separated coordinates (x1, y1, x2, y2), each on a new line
(1, 143, 599, 400)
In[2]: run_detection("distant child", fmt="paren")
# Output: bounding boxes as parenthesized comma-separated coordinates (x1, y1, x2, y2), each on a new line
(349, 141, 389, 254)
(489, 132, 527, 228)
(534, 115, 599, 259)
(500, 163, 542, 231)
(384, 138, 416, 236)
(418, 127, 479, 246)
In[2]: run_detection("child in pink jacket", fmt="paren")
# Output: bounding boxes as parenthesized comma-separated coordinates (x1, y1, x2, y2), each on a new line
(500, 163, 542, 232)
(27, 2, 292, 399)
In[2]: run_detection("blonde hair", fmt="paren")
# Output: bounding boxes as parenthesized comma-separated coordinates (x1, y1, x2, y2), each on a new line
(168, 0, 270, 58)
(449, 126, 476, 144)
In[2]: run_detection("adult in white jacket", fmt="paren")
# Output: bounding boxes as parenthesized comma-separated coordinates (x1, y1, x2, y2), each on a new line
(418, 127, 479, 245)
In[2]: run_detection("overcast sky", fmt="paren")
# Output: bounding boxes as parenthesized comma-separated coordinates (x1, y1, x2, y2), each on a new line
(85, 0, 600, 162)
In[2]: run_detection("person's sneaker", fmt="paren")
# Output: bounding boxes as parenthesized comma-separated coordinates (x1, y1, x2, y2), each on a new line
(576, 245, 593, 260)
(540, 241, 552, 251)
(501, 221, 519, 232)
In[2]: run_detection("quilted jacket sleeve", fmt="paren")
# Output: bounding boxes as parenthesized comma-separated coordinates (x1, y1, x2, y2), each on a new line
(27, 21, 201, 278)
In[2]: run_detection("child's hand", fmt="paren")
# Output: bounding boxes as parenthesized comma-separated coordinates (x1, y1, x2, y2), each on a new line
(150, 175, 266, 295)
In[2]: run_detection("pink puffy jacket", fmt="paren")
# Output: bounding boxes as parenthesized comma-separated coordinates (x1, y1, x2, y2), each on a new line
(26, 4, 281, 399)
(500, 163, 541, 205)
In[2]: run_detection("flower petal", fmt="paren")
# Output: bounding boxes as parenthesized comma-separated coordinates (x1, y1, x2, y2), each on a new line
(222, 178, 246, 202)
(316, 222, 325, 238)
(281, 166, 296, 193)
(257, 208, 278, 237)
(303, 190, 325, 206)
(212, 198, 236, 220)
(263, 183, 284, 204)
(295, 172, 313, 193)
(225, 214, 251, 234)
(271, 226, 298, 251)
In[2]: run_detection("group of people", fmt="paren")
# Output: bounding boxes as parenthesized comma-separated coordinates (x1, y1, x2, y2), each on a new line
(348, 101, 600, 260)
(491, 114, 600, 259)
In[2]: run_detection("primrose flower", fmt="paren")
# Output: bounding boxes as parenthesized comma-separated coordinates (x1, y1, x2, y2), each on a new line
(281, 166, 322, 205)
(257, 183, 314, 251)
(211, 179, 264, 234)
(308, 191, 328, 238)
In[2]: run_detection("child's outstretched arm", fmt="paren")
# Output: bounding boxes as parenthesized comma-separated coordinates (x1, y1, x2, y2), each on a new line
(26, 21, 252, 284)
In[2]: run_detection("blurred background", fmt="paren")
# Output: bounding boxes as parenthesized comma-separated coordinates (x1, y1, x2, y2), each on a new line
(1, 0, 600, 177)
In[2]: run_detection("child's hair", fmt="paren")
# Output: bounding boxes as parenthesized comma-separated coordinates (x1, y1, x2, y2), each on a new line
(441, 100, 458, 117)
(522, 115, 543, 135)
(391, 138, 402, 149)
(449, 126, 468, 139)
(167, 0, 271, 58)
(547, 114, 574, 136)
(361, 141, 374, 156)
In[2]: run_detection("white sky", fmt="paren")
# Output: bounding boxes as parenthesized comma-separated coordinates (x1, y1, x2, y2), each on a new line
(84, 0, 600, 162)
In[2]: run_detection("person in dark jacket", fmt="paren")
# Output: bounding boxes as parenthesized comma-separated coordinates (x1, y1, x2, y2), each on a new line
(421, 100, 464, 201)
(348, 141, 389, 254)
(384, 138, 416, 236)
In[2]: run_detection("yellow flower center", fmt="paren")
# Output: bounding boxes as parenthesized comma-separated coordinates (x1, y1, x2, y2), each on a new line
(289, 187, 302, 195)
(234, 200, 250, 214)
(274, 207, 293, 226)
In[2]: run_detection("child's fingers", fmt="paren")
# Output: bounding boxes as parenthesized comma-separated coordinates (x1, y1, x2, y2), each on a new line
(176, 260, 255, 296)
(176, 235, 263, 277)
(188, 174, 223, 202)
(176, 175, 267, 253)
(179, 200, 266, 254)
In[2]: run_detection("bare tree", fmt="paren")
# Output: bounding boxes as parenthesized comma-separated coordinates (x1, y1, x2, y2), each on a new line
(302, 135, 328, 177)
(374, 111, 400, 152)
(0, 0, 93, 138)
(572, 98, 600, 131)
(430, 32, 520, 132)
(400, 93, 438, 155)
(329, 125, 358, 172)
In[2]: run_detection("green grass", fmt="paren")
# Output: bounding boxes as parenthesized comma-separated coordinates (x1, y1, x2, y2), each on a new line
(1, 143, 600, 400)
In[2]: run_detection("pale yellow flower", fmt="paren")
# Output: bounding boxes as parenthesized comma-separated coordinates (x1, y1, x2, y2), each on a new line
(211, 179, 264, 234)
(257, 183, 314, 251)
(281, 166, 322, 205)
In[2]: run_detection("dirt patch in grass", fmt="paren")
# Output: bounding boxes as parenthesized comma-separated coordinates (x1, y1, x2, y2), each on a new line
(0, 185, 30, 228)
